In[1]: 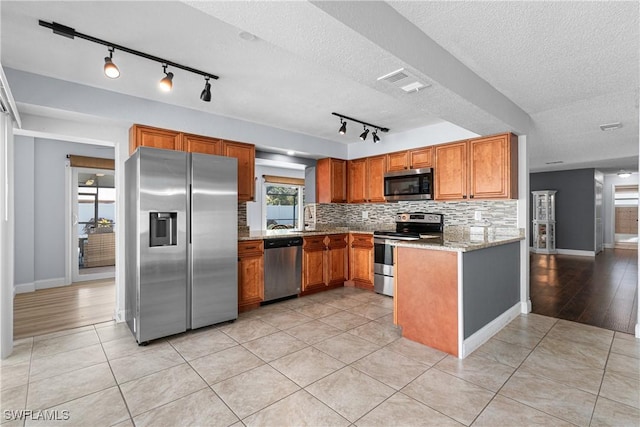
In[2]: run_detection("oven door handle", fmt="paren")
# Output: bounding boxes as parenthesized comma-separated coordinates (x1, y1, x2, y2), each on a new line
(374, 238, 390, 245)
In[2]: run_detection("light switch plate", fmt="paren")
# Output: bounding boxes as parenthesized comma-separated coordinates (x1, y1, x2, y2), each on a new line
(362, 211, 369, 219)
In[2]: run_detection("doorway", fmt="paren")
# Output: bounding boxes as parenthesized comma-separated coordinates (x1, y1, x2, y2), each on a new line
(613, 185, 638, 249)
(72, 167, 116, 282)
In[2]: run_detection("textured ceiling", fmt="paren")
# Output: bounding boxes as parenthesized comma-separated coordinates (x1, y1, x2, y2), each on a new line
(1, 1, 638, 172)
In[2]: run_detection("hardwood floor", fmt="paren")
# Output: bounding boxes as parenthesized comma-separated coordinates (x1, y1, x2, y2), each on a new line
(531, 248, 638, 334)
(13, 278, 115, 339)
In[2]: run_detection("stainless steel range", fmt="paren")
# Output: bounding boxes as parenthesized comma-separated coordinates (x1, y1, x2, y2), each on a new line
(373, 213, 444, 296)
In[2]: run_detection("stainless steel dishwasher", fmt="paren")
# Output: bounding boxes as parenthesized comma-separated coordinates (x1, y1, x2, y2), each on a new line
(263, 237, 302, 302)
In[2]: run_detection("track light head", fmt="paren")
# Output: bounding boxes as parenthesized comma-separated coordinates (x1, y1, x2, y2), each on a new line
(200, 77, 212, 102)
(103, 47, 120, 79)
(359, 127, 369, 141)
(159, 65, 173, 92)
(338, 119, 347, 135)
(372, 130, 380, 143)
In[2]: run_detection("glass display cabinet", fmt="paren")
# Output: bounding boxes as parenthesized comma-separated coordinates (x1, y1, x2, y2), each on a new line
(532, 190, 557, 254)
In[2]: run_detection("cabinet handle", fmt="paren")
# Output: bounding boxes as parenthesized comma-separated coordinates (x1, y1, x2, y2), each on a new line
(237, 257, 241, 262)
(463, 195, 467, 199)
(470, 195, 474, 199)
(243, 246, 257, 250)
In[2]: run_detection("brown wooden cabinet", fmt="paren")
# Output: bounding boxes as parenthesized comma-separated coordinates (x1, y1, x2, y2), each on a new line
(316, 158, 348, 203)
(223, 140, 256, 202)
(129, 124, 182, 154)
(302, 234, 347, 294)
(434, 133, 517, 201)
(349, 233, 374, 290)
(237, 240, 264, 311)
(130, 124, 256, 202)
(347, 155, 386, 203)
(183, 133, 222, 155)
(386, 147, 433, 172)
(468, 133, 518, 199)
(434, 141, 468, 201)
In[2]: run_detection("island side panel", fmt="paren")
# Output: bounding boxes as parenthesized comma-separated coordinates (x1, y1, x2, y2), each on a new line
(396, 247, 459, 356)
(462, 242, 520, 338)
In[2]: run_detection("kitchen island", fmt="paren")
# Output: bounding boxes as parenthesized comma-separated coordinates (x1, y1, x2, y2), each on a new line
(392, 230, 524, 358)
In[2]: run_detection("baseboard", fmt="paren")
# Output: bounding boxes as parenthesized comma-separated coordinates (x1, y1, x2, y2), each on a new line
(636, 323, 640, 339)
(461, 302, 520, 359)
(520, 300, 532, 314)
(603, 243, 614, 249)
(15, 277, 68, 294)
(35, 277, 68, 290)
(556, 249, 595, 257)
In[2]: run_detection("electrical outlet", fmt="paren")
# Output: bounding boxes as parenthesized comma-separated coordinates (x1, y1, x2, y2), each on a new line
(362, 211, 369, 220)
(474, 211, 482, 221)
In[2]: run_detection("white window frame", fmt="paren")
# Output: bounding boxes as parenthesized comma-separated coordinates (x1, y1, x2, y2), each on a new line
(261, 181, 304, 231)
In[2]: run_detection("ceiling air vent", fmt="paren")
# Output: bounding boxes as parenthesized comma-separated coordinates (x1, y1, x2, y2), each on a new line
(599, 122, 622, 131)
(377, 68, 431, 93)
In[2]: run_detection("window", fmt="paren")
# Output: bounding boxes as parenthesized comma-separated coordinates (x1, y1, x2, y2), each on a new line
(263, 183, 304, 230)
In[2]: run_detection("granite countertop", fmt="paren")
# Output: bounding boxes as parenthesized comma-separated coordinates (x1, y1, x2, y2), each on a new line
(238, 228, 374, 241)
(391, 228, 524, 253)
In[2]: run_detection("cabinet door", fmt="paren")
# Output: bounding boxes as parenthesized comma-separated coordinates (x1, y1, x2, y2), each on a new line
(129, 124, 182, 155)
(302, 236, 327, 292)
(348, 159, 367, 203)
(409, 147, 433, 169)
(386, 151, 409, 172)
(238, 254, 264, 306)
(316, 158, 347, 203)
(469, 134, 517, 199)
(327, 234, 347, 286)
(349, 234, 373, 289)
(223, 141, 256, 202)
(367, 155, 387, 203)
(331, 159, 348, 203)
(434, 142, 467, 201)
(183, 134, 222, 155)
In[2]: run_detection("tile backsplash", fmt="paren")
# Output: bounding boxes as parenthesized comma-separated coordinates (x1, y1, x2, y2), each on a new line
(312, 200, 518, 228)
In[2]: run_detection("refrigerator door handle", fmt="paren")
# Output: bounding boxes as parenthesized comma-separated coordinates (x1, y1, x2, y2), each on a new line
(188, 184, 193, 244)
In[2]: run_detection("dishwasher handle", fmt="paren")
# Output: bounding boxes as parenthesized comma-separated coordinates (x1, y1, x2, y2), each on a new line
(264, 237, 303, 249)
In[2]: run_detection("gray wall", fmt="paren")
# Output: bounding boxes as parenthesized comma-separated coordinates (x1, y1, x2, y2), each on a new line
(530, 169, 595, 251)
(13, 136, 115, 286)
(463, 242, 520, 338)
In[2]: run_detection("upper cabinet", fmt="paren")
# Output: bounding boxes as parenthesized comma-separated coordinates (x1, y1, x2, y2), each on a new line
(348, 155, 386, 203)
(386, 147, 433, 172)
(316, 158, 348, 203)
(129, 124, 256, 202)
(434, 133, 517, 201)
(129, 124, 182, 154)
(183, 133, 222, 155)
(223, 140, 256, 202)
(468, 133, 518, 200)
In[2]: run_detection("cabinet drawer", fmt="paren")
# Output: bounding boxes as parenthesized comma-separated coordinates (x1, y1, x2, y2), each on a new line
(303, 235, 326, 249)
(327, 234, 347, 248)
(238, 240, 264, 255)
(350, 233, 373, 248)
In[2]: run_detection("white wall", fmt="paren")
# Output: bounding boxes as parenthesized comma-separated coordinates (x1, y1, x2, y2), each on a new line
(603, 172, 640, 247)
(13, 136, 115, 292)
(347, 121, 479, 159)
(247, 165, 305, 231)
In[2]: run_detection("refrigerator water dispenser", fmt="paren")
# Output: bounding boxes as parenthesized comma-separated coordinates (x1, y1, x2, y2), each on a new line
(150, 212, 177, 246)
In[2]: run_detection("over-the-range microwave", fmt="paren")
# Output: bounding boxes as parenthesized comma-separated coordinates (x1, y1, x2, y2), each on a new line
(384, 168, 434, 202)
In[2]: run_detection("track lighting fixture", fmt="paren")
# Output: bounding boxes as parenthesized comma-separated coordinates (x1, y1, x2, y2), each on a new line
(200, 77, 212, 102)
(372, 130, 380, 143)
(359, 126, 369, 141)
(338, 119, 347, 135)
(103, 47, 120, 79)
(39, 20, 220, 100)
(159, 65, 174, 92)
(331, 112, 388, 143)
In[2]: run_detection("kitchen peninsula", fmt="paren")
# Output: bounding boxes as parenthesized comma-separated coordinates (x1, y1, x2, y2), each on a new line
(392, 229, 524, 358)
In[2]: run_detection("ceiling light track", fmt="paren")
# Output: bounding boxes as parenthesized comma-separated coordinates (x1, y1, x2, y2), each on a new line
(39, 20, 219, 101)
(332, 112, 389, 143)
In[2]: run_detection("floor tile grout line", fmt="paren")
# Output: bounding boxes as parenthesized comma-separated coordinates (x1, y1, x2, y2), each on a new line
(98, 333, 135, 425)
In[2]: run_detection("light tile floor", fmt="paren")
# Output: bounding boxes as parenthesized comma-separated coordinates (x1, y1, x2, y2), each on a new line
(1, 287, 639, 426)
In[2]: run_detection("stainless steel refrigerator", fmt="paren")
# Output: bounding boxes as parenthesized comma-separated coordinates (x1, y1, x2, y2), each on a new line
(125, 147, 238, 343)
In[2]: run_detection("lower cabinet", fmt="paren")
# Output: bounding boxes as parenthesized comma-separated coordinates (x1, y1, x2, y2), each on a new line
(238, 240, 264, 311)
(302, 234, 347, 294)
(349, 233, 374, 290)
